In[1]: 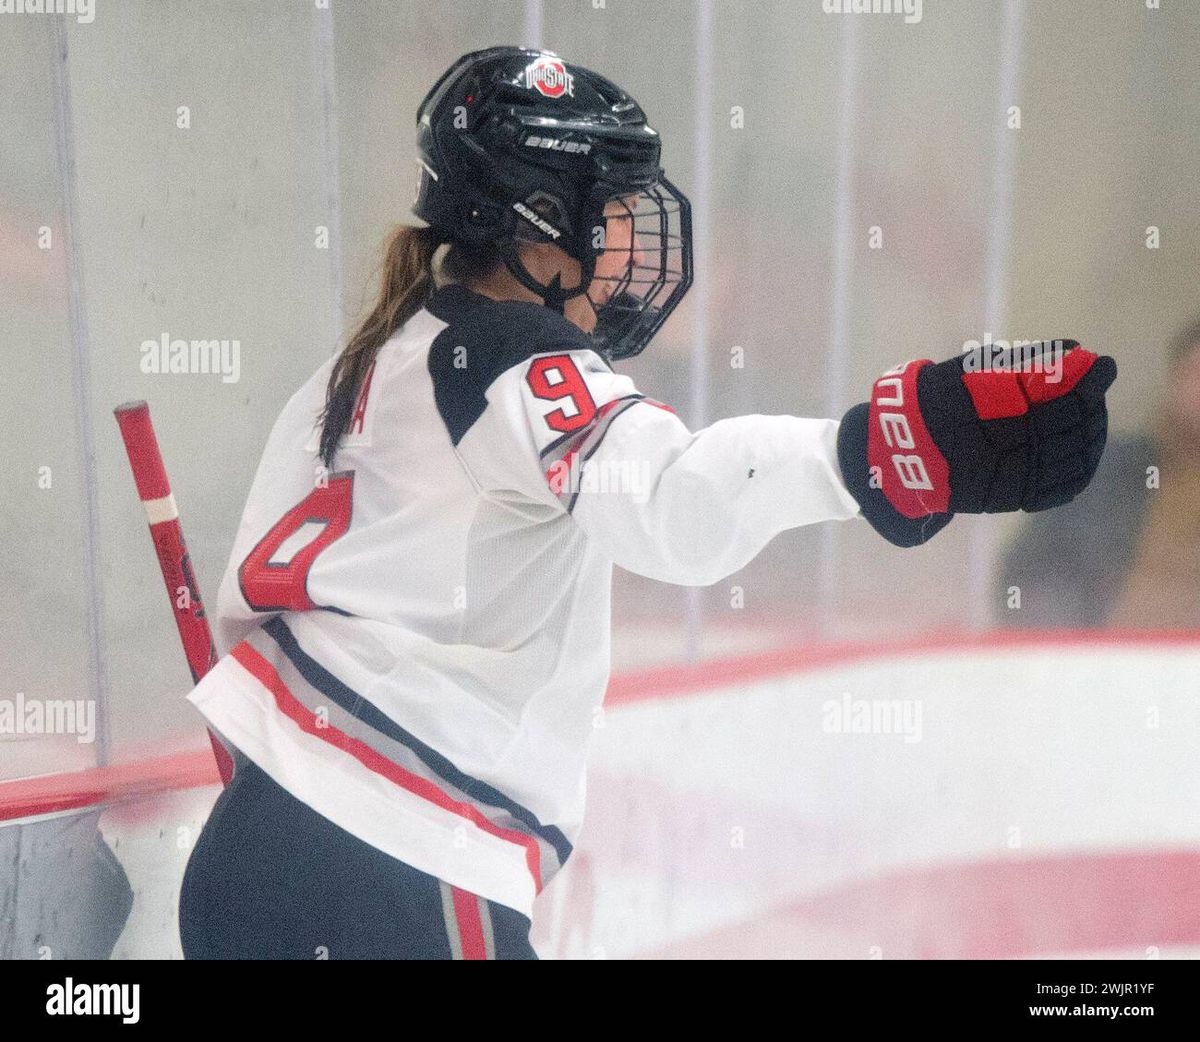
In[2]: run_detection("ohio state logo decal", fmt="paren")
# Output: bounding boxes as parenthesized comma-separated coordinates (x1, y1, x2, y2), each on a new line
(523, 56, 575, 99)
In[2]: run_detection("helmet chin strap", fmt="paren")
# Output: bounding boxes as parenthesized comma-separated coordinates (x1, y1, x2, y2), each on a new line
(545, 273, 606, 333)
(500, 239, 598, 319)
(543, 273, 566, 316)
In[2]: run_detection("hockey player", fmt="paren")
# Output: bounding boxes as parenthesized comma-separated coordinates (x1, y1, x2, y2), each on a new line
(178, 47, 1115, 959)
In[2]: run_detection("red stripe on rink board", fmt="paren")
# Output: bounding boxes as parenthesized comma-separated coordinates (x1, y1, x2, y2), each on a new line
(639, 848, 1200, 960)
(451, 887, 488, 960)
(2, 629, 1198, 820)
(0, 749, 218, 822)
(605, 627, 1200, 705)
(226, 643, 544, 893)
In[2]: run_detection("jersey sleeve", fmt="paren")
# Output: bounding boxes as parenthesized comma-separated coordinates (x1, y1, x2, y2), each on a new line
(445, 344, 637, 508)
(456, 345, 864, 586)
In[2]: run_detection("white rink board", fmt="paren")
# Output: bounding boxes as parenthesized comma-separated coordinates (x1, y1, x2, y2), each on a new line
(13, 639, 1196, 959)
(531, 641, 1200, 959)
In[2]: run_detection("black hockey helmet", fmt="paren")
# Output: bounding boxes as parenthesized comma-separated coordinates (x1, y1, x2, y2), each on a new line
(413, 46, 692, 360)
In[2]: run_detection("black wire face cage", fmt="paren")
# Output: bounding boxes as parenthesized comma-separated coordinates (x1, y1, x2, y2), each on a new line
(587, 177, 693, 361)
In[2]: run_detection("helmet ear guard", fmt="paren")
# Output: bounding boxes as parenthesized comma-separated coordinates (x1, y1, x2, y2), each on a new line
(495, 181, 604, 313)
(465, 195, 509, 238)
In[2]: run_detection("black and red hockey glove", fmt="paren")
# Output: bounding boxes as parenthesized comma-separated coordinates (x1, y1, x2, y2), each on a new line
(836, 340, 1117, 547)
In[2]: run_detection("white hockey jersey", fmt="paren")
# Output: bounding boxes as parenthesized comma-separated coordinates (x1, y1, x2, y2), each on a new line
(187, 282, 862, 917)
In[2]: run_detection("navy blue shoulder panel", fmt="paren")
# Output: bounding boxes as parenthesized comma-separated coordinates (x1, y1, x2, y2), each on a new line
(426, 283, 605, 446)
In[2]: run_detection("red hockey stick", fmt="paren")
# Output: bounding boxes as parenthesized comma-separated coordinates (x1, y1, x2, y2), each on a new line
(114, 401, 235, 786)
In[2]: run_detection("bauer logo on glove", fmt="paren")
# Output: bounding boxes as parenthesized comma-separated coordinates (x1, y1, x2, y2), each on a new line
(836, 340, 1117, 547)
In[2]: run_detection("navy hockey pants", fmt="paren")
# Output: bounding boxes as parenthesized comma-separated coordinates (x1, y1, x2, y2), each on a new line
(178, 751, 538, 959)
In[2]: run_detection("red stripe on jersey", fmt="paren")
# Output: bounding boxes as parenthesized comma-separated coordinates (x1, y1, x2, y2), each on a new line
(450, 887, 489, 960)
(542, 394, 662, 485)
(597, 396, 634, 419)
(640, 398, 676, 414)
(350, 359, 377, 435)
(229, 642, 545, 892)
(546, 448, 580, 494)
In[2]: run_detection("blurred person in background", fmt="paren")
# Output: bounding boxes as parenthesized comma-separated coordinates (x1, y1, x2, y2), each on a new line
(996, 319, 1200, 629)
